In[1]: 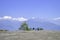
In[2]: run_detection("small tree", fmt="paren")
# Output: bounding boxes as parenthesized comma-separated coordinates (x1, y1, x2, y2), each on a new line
(19, 21, 30, 31)
(36, 27, 44, 31)
(0, 30, 8, 32)
(37, 28, 40, 31)
(32, 27, 35, 30)
(39, 28, 44, 30)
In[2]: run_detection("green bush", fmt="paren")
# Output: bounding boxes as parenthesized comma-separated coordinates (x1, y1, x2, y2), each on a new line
(19, 22, 30, 31)
(36, 27, 44, 31)
(39, 28, 44, 30)
(0, 30, 8, 32)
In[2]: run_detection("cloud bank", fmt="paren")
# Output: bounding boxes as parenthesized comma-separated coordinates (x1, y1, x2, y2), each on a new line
(0, 16, 28, 22)
(53, 17, 60, 20)
(0, 16, 60, 22)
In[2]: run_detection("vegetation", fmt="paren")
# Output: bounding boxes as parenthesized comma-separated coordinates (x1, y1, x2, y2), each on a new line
(37, 27, 44, 30)
(32, 27, 35, 30)
(39, 28, 44, 30)
(19, 21, 44, 31)
(19, 22, 30, 31)
(0, 30, 8, 32)
(37, 28, 40, 31)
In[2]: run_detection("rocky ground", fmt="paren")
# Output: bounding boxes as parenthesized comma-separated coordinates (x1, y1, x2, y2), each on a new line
(0, 30, 60, 40)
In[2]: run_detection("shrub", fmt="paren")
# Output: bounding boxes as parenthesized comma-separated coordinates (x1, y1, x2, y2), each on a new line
(19, 21, 30, 31)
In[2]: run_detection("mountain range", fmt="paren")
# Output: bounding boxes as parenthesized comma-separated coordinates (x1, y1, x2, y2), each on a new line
(0, 18, 60, 31)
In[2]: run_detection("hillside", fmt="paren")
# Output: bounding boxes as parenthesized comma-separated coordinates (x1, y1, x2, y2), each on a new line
(0, 31, 60, 40)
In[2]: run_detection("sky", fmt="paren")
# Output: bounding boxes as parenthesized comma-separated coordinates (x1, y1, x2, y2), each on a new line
(0, 0, 60, 31)
(0, 0, 60, 19)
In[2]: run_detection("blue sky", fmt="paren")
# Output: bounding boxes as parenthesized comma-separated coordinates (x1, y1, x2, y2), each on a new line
(0, 0, 60, 19)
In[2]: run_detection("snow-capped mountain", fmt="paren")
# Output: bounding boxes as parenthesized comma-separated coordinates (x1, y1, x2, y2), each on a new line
(27, 18, 60, 30)
(0, 17, 60, 31)
(0, 19, 21, 31)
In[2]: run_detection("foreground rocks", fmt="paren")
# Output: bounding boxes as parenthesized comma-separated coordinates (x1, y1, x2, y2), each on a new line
(0, 31, 60, 40)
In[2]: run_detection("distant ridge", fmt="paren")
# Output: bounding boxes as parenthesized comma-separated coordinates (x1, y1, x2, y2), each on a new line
(0, 18, 60, 31)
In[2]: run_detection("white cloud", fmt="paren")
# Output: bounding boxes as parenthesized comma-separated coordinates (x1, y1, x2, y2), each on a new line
(12, 18, 17, 20)
(51, 17, 60, 25)
(0, 16, 28, 22)
(32, 17, 36, 19)
(3, 16, 12, 19)
(0, 17, 2, 19)
(12, 17, 28, 21)
(53, 17, 60, 20)
(17, 17, 28, 21)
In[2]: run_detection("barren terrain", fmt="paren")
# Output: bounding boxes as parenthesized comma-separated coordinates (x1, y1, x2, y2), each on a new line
(0, 31, 60, 40)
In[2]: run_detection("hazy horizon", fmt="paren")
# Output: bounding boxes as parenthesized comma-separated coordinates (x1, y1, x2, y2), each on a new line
(0, 0, 60, 31)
